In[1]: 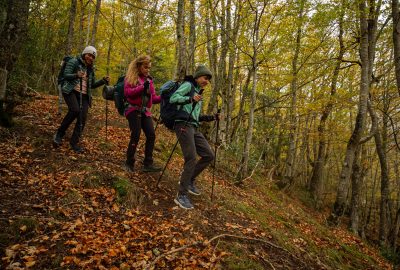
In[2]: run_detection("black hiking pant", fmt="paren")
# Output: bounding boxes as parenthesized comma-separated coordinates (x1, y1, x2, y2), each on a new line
(174, 122, 214, 195)
(57, 90, 89, 146)
(126, 110, 156, 167)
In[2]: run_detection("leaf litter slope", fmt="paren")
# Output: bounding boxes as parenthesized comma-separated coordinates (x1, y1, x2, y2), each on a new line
(0, 94, 392, 269)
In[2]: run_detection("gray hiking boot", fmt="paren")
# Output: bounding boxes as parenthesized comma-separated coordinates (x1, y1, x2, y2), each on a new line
(70, 144, 84, 153)
(142, 164, 162, 172)
(53, 132, 63, 148)
(188, 183, 201, 196)
(174, 193, 194, 209)
(178, 181, 201, 196)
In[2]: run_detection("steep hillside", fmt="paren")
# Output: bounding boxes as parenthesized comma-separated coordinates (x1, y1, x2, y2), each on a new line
(0, 94, 392, 269)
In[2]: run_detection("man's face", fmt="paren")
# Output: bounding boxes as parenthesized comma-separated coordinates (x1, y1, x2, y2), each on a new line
(83, 53, 95, 66)
(196, 75, 210, 88)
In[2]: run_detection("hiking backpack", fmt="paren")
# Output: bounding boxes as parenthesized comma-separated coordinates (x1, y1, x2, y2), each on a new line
(102, 75, 127, 116)
(113, 76, 127, 116)
(159, 80, 195, 130)
(57, 56, 73, 86)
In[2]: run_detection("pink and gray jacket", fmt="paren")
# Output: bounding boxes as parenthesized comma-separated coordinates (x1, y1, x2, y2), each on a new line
(124, 76, 161, 117)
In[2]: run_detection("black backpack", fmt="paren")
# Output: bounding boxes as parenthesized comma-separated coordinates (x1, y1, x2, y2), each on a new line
(159, 80, 195, 130)
(102, 75, 127, 116)
(57, 56, 73, 86)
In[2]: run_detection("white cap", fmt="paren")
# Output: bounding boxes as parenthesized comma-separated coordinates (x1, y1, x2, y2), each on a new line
(82, 46, 97, 58)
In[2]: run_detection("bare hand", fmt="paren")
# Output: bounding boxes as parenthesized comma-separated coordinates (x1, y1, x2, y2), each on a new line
(77, 70, 86, 78)
(193, 94, 202, 102)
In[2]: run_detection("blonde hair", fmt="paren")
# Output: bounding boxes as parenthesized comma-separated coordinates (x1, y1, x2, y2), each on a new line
(125, 55, 151, 85)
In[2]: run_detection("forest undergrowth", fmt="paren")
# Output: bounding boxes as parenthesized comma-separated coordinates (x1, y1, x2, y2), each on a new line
(0, 94, 393, 269)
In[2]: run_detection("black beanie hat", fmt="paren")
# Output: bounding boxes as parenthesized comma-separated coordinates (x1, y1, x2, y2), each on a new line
(193, 65, 212, 79)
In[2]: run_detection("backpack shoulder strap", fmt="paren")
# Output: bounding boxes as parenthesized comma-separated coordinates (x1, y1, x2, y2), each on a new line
(187, 82, 196, 97)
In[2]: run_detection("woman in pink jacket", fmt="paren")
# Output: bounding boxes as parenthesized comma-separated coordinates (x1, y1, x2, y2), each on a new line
(123, 55, 161, 172)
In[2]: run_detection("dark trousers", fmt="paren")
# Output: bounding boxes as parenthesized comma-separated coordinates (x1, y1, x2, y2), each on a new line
(126, 111, 156, 166)
(57, 91, 89, 145)
(174, 122, 214, 195)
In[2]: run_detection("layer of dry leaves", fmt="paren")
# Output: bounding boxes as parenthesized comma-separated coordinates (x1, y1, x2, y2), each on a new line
(0, 94, 393, 269)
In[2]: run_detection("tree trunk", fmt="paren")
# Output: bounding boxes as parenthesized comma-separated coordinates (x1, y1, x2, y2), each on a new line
(371, 104, 390, 247)
(237, 2, 265, 182)
(106, 2, 115, 76)
(328, 0, 370, 226)
(205, 1, 217, 80)
(309, 1, 345, 205)
(392, 0, 400, 96)
(207, 0, 229, 116)
(224, 0, 240, 144)
(283, 0, 304, 186)
(226, 51, 239, 144)
(231, 68, 252, 143)
(66, 0, 77, 55)
(350, 146, 362, 235)
(175, 0, 186, 80)
(0, 0, 31, 127)
(78, 0, 85, 50)
(90, 0, 101, 46)
(187, 0, 196, 75)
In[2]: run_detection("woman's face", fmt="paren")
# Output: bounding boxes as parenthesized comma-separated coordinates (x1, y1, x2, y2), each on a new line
(139, 62, 151, 77)
(195, 75, 210, 88)
(83, 53, 95, 66)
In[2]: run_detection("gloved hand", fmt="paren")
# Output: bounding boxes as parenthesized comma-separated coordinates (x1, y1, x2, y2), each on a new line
(214, 112, 220, 121)
(144, 80, 150, 90)
(103, 76, 110, 84)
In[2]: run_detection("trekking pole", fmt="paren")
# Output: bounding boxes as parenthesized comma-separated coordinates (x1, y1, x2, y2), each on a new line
(57, 83, 63, 115)
(211, 108, 221, 202)
(156, 89, 203, 188)
(105, 79, 109, 142)
(79, 71, 83, 135)
(153, 113, 162, 133)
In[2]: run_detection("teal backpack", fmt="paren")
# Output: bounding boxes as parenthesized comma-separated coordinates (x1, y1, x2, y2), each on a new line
(102, 76, 127, 116)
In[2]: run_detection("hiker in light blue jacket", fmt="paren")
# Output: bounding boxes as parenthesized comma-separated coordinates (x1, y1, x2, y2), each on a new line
(170, 65, 219, 209)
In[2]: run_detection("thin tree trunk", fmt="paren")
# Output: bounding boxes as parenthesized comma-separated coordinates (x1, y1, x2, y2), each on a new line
(328, 0, 370, 226)
(231, 69, 252, 142)
(205, 0, 217, 80)
(392, 0, 400, 95)
(90, 0, 101, 46)
(309, 1, 345, 205)
(283, 0, 304, 186)
(350, 146, 362, 235)
(238, 2, 265, 182)
(175, 0, 186, 80)
(66, 0, 77, 55)
(224, 0, 240, 144)
(106, 2, 115, 76)
(188, 0, 196, 75)
(78, 0, 85, 50)
(207, 0, 228, 116)
(371, 102, 390, 247)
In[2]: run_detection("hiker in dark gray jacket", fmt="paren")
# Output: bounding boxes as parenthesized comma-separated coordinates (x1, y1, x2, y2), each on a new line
(53, 46, 110, 153)
(170, 65, 219, 209)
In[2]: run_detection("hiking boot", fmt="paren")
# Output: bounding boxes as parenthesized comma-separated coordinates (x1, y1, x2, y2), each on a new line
(188, 183, 201, 196)
(123, 162, 134, 173)
(52, 132, 63, 148)
(174, 193, 194, 209)
(70, 144, 84, 153)
(142, 164, 162, 172)
(178, 181, 201, 196)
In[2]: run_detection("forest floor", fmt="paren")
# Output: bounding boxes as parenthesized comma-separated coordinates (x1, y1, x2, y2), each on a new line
(0, 93, 394, 270)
